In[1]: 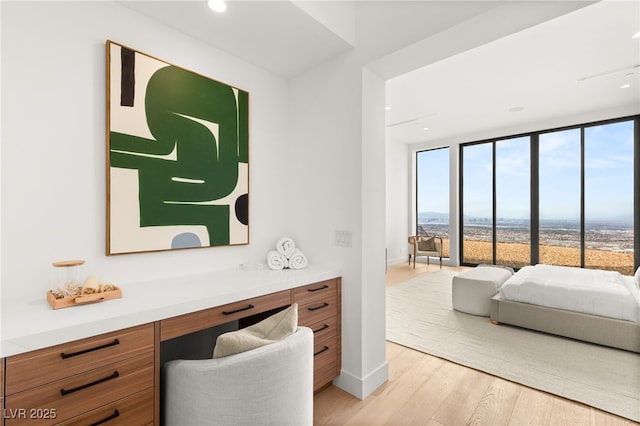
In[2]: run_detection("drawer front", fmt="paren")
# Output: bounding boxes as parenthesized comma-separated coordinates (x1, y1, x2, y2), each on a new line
(5, 353, 154, 426)
(1, 358, 4, 422)
(56, 388, 154, 426)
(313, 332, 338, 361)
(313, 333, 339, 391)
(293, 279, 338, 306)
(314, 359, 339, 392)
(306, 315, 338, 343)
(6, 324, 154, 395)
(160, 290, 292, 341)
(298, 293, 337, 326)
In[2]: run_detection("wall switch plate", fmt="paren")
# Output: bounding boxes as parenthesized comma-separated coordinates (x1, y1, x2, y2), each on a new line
(335, 230, 352, 247)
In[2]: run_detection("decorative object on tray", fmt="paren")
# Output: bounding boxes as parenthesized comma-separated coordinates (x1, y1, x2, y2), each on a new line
(48, 260, 121, 309)
(266, 237, 308, 270)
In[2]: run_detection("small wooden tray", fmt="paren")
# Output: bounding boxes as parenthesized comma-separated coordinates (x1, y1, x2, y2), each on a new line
(47, 287, 122, 310)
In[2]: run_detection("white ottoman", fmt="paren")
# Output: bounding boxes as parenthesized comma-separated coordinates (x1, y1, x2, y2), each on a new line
(452, 266, 513, 316)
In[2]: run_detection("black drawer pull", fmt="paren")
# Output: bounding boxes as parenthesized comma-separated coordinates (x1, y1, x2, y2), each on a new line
(313, 324, 330, 333)
(314, 346, 330, 356)
(60, 371, 119, 396)
(89, 409, 120, 426)
(307, 284, 329, 292)
(61, 339, 120, 359)
(222, 304, 255, 315)
(308, 302, 329, 311)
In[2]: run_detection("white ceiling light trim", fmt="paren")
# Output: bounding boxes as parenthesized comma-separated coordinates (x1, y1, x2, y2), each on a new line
(208, 0, 227, 13)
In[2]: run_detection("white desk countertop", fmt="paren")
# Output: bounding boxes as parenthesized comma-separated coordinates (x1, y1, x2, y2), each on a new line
(0, 265, 341, 358)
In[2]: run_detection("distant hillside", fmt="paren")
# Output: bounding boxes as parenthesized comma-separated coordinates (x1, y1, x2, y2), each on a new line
(417, 211, 448, 221)
(418, 211, 633, 227)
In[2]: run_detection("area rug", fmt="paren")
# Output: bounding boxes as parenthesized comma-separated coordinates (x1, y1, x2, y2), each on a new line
(386, 270, 640, 422)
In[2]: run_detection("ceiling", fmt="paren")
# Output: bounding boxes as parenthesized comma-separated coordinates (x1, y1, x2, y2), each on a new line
(385, 0, 640, 145)
(120, 0, 640, 146)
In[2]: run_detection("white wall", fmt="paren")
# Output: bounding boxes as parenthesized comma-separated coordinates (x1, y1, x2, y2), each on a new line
(385, 138, 409, 265)
(360, 66, 388, 393)
(288, 52, 388, 399)
(2, 1, 389, 400)
(1, 1, 291, 302)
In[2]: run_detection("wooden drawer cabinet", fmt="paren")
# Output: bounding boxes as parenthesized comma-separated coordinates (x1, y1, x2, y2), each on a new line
(1, 275, 341, 425)
(4, 324, 155, 426)
(298, 292, 338, 326)
(313, 334, 339, 391)
(56, 389, 154, 426)
(160, 290, 292, 341)
(6, 324, 154, 395)
(307, 314, 338, 342)
(1, 358, 4, 422)
(294, 278, 341, 391)
(293, 279, 339, 305)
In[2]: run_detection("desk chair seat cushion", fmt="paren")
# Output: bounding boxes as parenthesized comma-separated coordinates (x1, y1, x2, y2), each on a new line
(164, 327, 314, 426)
(213, 303, 298, 358)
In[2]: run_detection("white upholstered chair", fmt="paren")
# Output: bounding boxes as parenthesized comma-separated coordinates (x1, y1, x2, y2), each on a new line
(163, 327, 314, 426)
(408, 235, 443, 269)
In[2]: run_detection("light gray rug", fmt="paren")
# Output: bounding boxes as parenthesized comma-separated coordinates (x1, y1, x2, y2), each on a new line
(386, 270, 640, 422)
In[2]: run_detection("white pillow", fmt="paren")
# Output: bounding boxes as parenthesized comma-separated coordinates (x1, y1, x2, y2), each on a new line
(212, 303, 298, 358)
(635, 266, 640, 289)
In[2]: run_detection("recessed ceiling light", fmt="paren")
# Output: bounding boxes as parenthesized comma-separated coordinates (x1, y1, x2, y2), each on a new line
(208, 0, 227, 13)
(633, 31, 640, 39)
(620, 83, 631, 89)
(423, 127, 429, 131)
(385, 106, 391, 111)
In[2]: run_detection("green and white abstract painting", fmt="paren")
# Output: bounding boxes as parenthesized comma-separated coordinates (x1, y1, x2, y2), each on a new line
(107, 41, 249, 255)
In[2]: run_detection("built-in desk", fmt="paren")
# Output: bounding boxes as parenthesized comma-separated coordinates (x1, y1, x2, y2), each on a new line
(0, 265, 341, 425)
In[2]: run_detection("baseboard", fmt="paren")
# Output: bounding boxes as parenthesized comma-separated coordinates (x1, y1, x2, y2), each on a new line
(332, 361, 389, 400)
(387, 256, 407, 266)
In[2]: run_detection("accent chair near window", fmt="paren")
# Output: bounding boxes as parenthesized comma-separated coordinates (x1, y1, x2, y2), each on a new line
(408, 236, 443, 269)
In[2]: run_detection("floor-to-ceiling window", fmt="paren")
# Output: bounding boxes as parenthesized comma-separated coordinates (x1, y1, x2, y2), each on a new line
(461, 143, 493, 265)
(416, 147, 449, 257)
(495, 136, 530, 268)
(584, 120, 635, 275)
(539, 129, 581, 267)
(459, 115, 638, 274)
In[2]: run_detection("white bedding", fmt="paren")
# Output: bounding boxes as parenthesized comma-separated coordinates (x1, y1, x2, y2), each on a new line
(499, 264, 640, 322)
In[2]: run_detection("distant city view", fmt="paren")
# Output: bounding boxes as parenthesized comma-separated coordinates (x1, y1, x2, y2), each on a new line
(419, 213, 634, 252)
(417, 212, 635, 275)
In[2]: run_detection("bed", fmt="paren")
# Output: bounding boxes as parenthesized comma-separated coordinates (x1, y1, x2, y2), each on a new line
(490, 264, 640, 353)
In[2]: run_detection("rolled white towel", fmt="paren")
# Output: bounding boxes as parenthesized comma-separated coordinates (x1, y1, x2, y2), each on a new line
(267, 250, 288, 270)
(276, 237, 296, 258)
(288, 249, 308, 270)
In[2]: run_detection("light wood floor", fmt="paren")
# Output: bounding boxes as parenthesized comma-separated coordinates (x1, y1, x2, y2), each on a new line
(313, 262, 638, 426)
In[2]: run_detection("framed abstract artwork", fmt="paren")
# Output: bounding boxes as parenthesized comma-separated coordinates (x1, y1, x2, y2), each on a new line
(106, 41, 249, 255)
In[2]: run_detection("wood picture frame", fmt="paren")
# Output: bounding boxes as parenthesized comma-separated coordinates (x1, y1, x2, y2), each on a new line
(106, 41, 249, 255)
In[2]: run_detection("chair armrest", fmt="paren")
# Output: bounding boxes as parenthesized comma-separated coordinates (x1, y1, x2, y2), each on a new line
(408, 236, 419, 256)
(434, 237, 443, 254)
